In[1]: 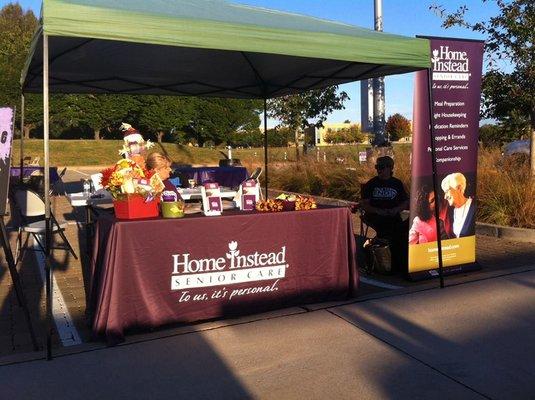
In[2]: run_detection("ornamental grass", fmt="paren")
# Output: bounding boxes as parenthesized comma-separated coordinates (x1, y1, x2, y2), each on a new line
(266, 146, 535, 229)
(476, 149, 535, 229)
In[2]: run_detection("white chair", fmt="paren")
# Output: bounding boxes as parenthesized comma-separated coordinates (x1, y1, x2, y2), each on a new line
(13, 189, 78, 263)
(249, 167, 262, 181)
(23, 156, 40, 166)
(90, 173, 103, 192)
(249, 167, 263, 199)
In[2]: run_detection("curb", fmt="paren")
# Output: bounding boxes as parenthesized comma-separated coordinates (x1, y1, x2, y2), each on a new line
(476, 222, 535, 244)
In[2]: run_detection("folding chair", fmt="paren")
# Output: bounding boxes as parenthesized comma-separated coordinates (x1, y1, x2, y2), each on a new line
(13, 189, 78, 263)
(249, 167, 263, 199)
(359, 183, 372, 238)
(249, 167, 262, 181)
(23, 156, 40, 166)
(50, 167, 68, 196)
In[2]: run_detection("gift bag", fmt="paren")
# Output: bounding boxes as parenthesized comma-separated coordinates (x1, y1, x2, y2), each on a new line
(364, 238, 392, 275)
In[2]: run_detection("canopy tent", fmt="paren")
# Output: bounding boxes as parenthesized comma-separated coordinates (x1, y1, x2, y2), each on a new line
(20, 0, 443, 359)
(22, 0, 429, 96)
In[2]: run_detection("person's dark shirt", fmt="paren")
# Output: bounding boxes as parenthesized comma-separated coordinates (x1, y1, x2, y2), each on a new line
(362, 176, 408, 211)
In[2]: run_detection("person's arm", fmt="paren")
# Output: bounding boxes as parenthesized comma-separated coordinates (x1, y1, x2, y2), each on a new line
(360, 198, 388, 215)
(385, 180, 409, 215)
(389, 198, 409, 215)
(408, 218, 420, 244)
(360, 181, 384, 215)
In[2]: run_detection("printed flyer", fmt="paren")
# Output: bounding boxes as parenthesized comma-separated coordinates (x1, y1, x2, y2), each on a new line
(0, 107, 14, 216)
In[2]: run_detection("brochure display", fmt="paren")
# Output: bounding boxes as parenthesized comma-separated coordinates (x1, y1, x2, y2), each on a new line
(201, 182, 223, 216)
(235, 179, 260, 211)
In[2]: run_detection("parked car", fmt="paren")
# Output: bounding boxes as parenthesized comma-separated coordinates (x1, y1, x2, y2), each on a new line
(503, 140, 530, 156)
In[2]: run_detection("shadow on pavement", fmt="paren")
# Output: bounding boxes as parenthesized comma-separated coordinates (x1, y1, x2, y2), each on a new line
(331, 273, 535, 400)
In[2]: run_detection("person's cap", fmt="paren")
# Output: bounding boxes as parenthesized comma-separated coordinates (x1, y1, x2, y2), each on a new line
(376, 156, 394, 168)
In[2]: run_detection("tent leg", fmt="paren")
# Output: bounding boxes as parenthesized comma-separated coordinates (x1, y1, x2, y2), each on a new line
(43, 33, 54, 360)
(427, 68, 445, 288)
(263, 98, 268, 198)
(20, 94, 24, 180)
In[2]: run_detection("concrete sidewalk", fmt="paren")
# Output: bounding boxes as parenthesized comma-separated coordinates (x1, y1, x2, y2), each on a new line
(2, 270, 533, 400)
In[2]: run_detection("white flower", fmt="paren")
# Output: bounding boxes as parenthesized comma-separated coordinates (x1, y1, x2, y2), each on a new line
(228, 241, 238, 251)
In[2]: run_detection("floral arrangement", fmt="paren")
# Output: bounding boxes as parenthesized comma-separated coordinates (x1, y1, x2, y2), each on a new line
(255, 199, 284, 212)
(100, 159, 164, 200)
(255, 194, 318, 212)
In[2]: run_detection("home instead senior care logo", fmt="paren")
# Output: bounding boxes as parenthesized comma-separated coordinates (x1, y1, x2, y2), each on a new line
(431, 46, 471, 82)
(170, 241, 288, 290)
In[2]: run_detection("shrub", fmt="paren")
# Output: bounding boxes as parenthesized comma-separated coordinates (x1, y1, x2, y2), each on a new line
(269, 145, 535, 229)
(385, 114, 412, 141)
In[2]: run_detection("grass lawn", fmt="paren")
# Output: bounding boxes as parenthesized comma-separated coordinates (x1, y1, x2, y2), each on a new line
(12, 139, 394, 166)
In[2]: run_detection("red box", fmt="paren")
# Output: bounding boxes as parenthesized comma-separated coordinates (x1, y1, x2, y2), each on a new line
(113, 195, 160, 220)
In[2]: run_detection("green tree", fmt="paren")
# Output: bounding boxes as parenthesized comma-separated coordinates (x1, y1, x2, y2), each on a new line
(229, 129, 263, 148)
(0, 4, 37, 104)
(188, 98, 261, 147)
(324, 125, 365, 144)
(0, 4, 38, 136)
(135, 96, 195, 143)
(74, 94, 139, 140)
(431, 0, 535, 174)
(265, 127, 292, 147)
(479, 124, 504, 146)
(385, 113, 412, 141)
(267, 86, 349, 159)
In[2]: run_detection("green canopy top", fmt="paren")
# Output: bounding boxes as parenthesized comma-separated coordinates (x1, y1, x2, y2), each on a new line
(22, 0, 430, 98)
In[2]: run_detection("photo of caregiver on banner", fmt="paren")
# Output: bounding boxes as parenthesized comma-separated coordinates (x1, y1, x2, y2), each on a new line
(409, 37, 484, 279)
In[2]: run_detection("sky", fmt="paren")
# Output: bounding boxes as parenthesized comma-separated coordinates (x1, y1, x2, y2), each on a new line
(5, 0, 498, 126)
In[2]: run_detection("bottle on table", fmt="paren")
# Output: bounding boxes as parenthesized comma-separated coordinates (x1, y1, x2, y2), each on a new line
(82, 179, 91, 195)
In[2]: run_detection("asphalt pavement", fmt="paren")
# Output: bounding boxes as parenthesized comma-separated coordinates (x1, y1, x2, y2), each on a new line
(1, 269, 533, 400)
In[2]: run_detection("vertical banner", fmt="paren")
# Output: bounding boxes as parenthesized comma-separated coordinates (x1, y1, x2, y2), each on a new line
(0, 107, 15, 216)
(409, 38, 484, 279)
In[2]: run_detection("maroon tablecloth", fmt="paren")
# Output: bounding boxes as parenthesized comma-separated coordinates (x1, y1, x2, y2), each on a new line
(89, 207, 358, 343)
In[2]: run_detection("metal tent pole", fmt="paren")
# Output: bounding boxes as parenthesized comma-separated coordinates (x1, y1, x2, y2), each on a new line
(43, 33, 53, 359)
(263, 98, 268, 198)
(426, 68, 445, 288)
(20, 94, 24, 179)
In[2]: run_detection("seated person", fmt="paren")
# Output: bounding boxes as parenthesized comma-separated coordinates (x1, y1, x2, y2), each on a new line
(360, 156, 409, 273)
(146, 152, 182, 200)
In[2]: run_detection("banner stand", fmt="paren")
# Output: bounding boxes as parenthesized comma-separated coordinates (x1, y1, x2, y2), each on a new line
(426, 68, 445, 288)
(409, 262, 480, 281)
(408, 37, 485, 282)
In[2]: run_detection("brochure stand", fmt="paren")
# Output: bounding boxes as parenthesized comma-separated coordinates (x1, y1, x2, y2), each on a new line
(201, 182, 222, 216)
(235, 179, 260, 211)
